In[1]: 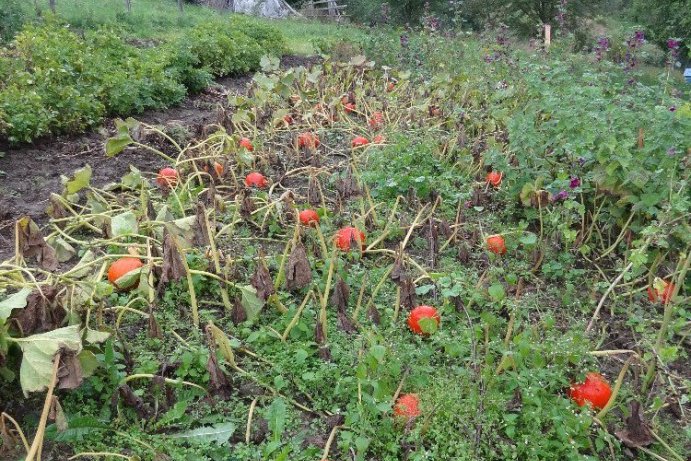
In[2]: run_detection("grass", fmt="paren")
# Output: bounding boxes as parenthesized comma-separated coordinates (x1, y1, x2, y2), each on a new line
(3, 0, 367, 55)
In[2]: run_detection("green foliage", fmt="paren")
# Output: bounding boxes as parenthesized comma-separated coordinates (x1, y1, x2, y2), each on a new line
(0, 0, 26, 42)
(631, 0, 690, 53)
(0, 17, 284, 143)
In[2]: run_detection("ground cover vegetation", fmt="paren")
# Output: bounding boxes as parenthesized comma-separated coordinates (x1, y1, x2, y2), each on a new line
(0, 2, 689, 461)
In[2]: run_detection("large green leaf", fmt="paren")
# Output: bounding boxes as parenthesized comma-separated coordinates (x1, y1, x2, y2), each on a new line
(111, 211, 138, 237)
(62, 165, 92, 195)
(0, 288, 31, 321)
(12, 325, 82, 396)
(240, 285, 265, 321)
(168, 422, 236, 445)
(105, 118, 137, 157)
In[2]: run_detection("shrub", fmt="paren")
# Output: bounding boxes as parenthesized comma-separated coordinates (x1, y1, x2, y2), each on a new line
(0, 17, 284, 143)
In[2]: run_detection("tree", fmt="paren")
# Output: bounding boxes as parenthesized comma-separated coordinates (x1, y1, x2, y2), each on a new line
(631, 0, 690, 58)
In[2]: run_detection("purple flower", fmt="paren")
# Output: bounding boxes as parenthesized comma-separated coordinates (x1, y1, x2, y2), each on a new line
(400, 34, 409, 48)
(578, 157, 586, 166)
(597, 37, 610, 48)
(634, 30, 645, 43)
(669, 105, 676, 112)
(667, 39, 680, 50)
(569, 176, 581, 189)
(552, 190, 569, 202)
(667, 147, 677, 157)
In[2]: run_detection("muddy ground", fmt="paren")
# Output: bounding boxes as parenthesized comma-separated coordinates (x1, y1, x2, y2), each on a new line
(0, 56, 318, 261)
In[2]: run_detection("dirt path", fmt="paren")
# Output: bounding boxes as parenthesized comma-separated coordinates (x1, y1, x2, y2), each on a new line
(0, 56, 317, 260)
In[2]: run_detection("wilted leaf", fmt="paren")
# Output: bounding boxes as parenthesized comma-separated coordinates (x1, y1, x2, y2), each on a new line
(400, 277, 417, 310)
(70, 250, 97, 279)
(207, 351, 232, 399)
(47, 236, 76, 263)
(46, 194, 67, 221)
(240, 285, 265, 321)
(117, 384, 152, 419)
(11, 286, 65, 335)
(315, 321, 330, 361)
(336, 166, 360, 199)
(62, 165, 92, 195)
(13, 325, 82, 396)
(57, 350, 83, 390)
(458, 243, 471, 264)
(0, 288, 31, 322)
(110, 211, 138, 238)
(168, 422, 236, 445)
(231, 300, 247, 325)
(148, 309, 162, 339)
(307, 176, 322, 206)
(250, 262, 274, 301)
(105, 118, 137, 157)
(390, 249, 405, 283)
(367, 304, 381, 325)
(17, 216, 58, 270)
(615, 401, 654, 448)
(83, 327, 111, 344)
(194, 203, 210, 246)
(240, 192, 255, 217)
(159, 234, 186, 288)
(285, 243, 311, 291)
(331, 278, 356, 334)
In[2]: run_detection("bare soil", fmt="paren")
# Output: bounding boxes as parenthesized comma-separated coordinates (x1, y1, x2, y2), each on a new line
(0, 55, 319, 260)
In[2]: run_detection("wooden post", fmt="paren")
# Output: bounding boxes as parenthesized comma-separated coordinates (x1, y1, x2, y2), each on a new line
(544, 24, 551, 48)
(178, 0, 184, 13)
(124, 0, 132, 13)
(48, 0, 56, 13)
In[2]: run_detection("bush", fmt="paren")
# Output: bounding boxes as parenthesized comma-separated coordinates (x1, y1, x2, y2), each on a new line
(0, 0, 27, 42)
(631, 0, 690, 61)
(0, 17, 284, 143)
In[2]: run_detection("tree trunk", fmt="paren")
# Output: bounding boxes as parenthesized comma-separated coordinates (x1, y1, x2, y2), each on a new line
(178, 0, 184, 13)
(125, 0, 132, 13)
(48, 0, 56, 13)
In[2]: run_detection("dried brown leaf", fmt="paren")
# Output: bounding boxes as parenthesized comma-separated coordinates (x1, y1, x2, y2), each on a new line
(57, 349, 83, 390)
(194, 202, 211, 246)
(391, 248, 406, 283)
(17, 216, 58, 270)
(336, 166, 360, 199)
(159, 233, 186, 287)
(231, 299, 247, 325)
(10, 286, 64, 335)
(207, 352, 232, 399)
(285, 243, 312, 291)
(457, 244, 471, 264)
(615, 401, 654, 449)
(367, 304, 381, 325)
(148, 308, 162, 339)
(240, 192, 255, 217)
(400, 277, 417, 311)
(251, 262, 274, 301)
(117, 384, 152, 419)
(315, 321, 331, 361)
(331, 278, 349, 314)
(308, 177, 322, 206)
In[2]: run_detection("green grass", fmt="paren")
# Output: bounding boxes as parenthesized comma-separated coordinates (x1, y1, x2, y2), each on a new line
(3, 0, 367, 55)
